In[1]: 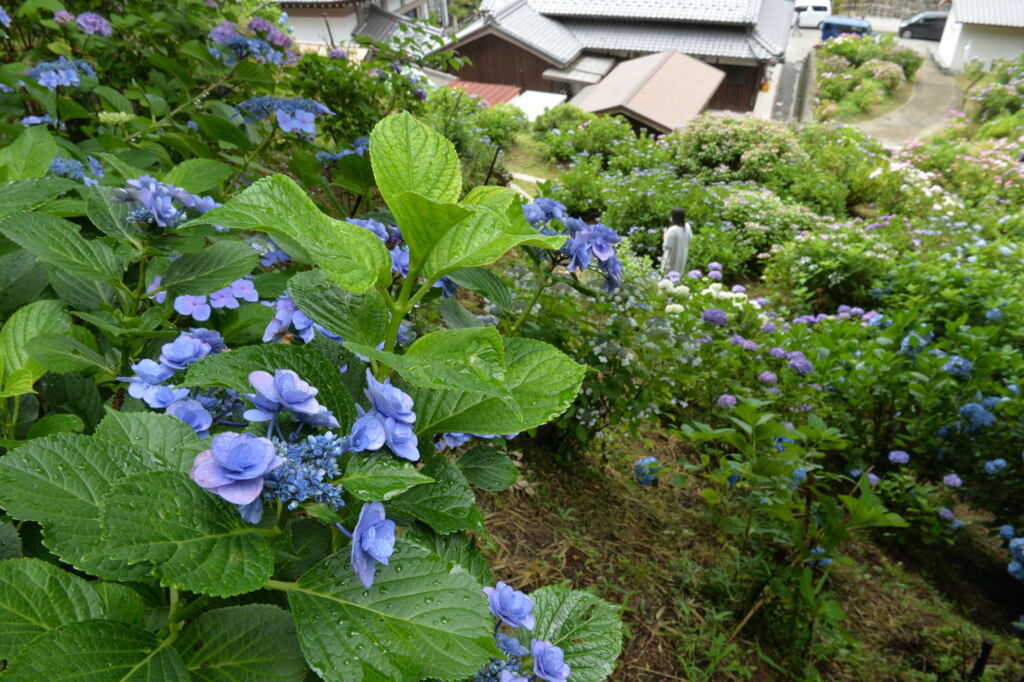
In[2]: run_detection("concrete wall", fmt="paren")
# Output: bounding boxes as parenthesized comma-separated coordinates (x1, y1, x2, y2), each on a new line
(289, 8, 359, 46)
(938, 12, 1024, 71)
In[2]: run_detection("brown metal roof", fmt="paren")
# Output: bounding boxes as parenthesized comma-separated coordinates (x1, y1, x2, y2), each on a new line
(448, 79, 524, 105)
(570, 50, 725, 133)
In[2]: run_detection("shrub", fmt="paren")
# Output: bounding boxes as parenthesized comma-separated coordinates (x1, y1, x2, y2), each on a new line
(532, 102, 594, 136)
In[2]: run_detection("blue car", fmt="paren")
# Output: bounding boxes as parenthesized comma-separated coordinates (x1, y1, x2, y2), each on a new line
(820, 16, 873, 40)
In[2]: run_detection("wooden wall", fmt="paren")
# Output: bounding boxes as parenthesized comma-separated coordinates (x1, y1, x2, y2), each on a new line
(454, 34, 559, 92)
(706, 64, 763, 112)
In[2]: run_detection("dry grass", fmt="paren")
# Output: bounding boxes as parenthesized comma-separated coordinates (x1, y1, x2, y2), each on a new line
(476, 429, 1024, 681)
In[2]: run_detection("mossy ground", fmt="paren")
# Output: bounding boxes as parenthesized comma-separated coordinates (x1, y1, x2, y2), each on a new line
(476, 429, 1024, 680)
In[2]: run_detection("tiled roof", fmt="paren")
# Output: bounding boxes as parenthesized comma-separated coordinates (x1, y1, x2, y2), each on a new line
(563, 19, 774, 61)
(354, 5, 441, 43)
(750, 0, 793, 58)
(448, 79, 523, 104)
(529, 0, 759, 24)
(276, 0, 360, 7)
(458, 0, 582, 66)
(955, 0, 1024, 27)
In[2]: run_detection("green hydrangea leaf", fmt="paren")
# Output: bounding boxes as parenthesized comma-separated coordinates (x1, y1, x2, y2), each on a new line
(100, 471, 274, 597)
(402, 524, 493, 586)
(0, 178, 79, 222)
(289, 269, 391, 348)
(370, 112, 461, 207)
(94, 409, 207, 474)
(161, 240, 258, 296)
(2, 619, 189, 681)
(0, 125, 57, 181)
(175, 605, 307, 681)
(0, 558, 105, 661)
(162, 159, 233, 195)
(285, 540, 496, 681)
(341, 454, 435, 502)
(515, 586, 624, 682)
(0, 212, 122, 283)
(456, 445, 520, 491)
(389, 456, 483, 534)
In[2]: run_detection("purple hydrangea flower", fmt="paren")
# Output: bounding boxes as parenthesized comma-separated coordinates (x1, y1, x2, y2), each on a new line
(687, 269, 702, 279)
(483, 582, 535, 630)
(244, 369, 327, 421)
(717, 394, 737, 408)
(867, 472, 880, 486)
(54, 10, 74, 24)
(495, 632, 529, 658)
(166, 399, 213, 437)
(769, 347, 788, 359)
(938, 507, 955, 521)
(190, 432, 283, 505)
(364, 369, 416, 424)
(943, 473, 963, 487)
(159, 332, 212, 370)
(531, 640, 570, 682)
(702, 309, 728, 327)
(75, 12, 113, 36)
(787, 351, 814, 375)
(349, 408, 387, 452)
(708, 270, 722, 280)
(263, 293, 316, 343)
(888, 450, 910, 464)
(708, 262, 722, 271)
(174, 294, 211, 321)
(276, 108, 316, 135)
(758, 371, 778, 385)
(144, 385, 190, 409)
(350, 501, 396, 588)
(328, 48, 348, 59)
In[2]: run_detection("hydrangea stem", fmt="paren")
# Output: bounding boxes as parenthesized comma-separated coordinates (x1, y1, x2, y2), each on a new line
(508, 260, 557, 335)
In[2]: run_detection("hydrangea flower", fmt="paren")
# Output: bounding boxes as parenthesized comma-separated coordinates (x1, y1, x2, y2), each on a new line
(483, 582, 535, 629)
(0, 6, 9, 27)
(942, 473, 962, 488)
(943, 355, 973, 378)
(25, 56, 94, 90)
(159, 332, 213, 370)
(328, 48, 348, 59)
(702, 308, 728, 327)
(21, 114, 57, 127)
(758, 371, 777, 385)
(717, 394, 737, 408)
(938, 508, 955, 521)
(787, 351, 814, 375)
(238, 96, 333, 137)
(53, 9, 74, 24)
(208, 279, 259, 309)
(888, 450, 910, 464)
(190, 433, 284, 505)
(959, 402, 995, 431)
(174, 294, 212, 321)
(48, 157, 98, 185)
(1000, 525, 1016, 541)
(244, 369, 335, 427)
(634, 456, 659, 485)
(985, 308, 1002, 322)
(75, 12, 113, 36)
(531, 640, 570, 682)
(495, 633, 529, 658)
(117, 175, 219, 228)
(350, 502, 396, 588)
(984, 458, 1007, 475)
(166, 399, 213, 437)
(262, 434, 346, 512)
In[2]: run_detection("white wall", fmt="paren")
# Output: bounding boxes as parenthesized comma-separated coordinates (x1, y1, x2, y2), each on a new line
(289, 11, 360, 46)
(936, 6, 962, 68)
(939, 15, 1024, 71)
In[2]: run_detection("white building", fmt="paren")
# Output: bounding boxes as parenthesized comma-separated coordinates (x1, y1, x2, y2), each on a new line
(279, 0, 444, 47)
(936, 0, 1024, 71)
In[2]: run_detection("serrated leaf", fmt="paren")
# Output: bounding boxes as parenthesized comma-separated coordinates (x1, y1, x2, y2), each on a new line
(402, 524, 493, 586)
(0, 518, 21, 559)
(198, 113, 251, 150)
(94, 409, 206, 474)
(182, 343, 356, 433)
(0, 125, 57, 181)
(91, 582, 146, 626)
(370, 112, 461, 207)
(390, 456, 482, 534)
(274, 518, 332, 580)
(286, 541, 495, 681)
(101, 471, 274, 596)
(0, 212, 122, 282)
(0, 300, 70, 387)
(447, 267, 514, 310)
(350, 328, 512, 409)
(331, 151, 375, 195)
(0, 557, 105, 660)
(161, 240, 257, 296)
(515, 586, 624, 682)
(410, 337, 585, 436)
(439, 297, 484, 329)
(0, 178, 78, 221)
(85, 186, 142, 247)
(183, 174, 390, 293)
(26, 332, 117, 375)
(0, 434, 152, 580)
(2, 619, 189, 681)
(0, 249, 51, 320)
(162, 159, 233, 195)
(457, 445, 519, 491)
(386, 191, 470, 267)
(341, 454, 434, 502)
(176, 605, 306, 681)
(289, 269, 390, 347)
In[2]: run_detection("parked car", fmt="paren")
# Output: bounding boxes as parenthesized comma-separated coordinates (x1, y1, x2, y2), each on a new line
(898, 10, 949, 40)
(795, 1, 831, 28)
(820, 16, 872, 40)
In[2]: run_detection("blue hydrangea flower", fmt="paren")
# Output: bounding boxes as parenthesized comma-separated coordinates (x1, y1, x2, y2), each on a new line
(634, 456, 660, 485)
(75, 12, 113, 36)
(950, 519, 966, 531)
(1000, 525, 1016, 541)
(262, 433, 345, 511)
(495, 632, 529, 658)
(187, 327, 227, 353)
(166, 399, 213, 437)
(159, 332, 213, 370)
(702, 308, 728, 327)
(117, 175, 219, 228)
(244, 369, 334, 425)
(898, 330, 933, 357)
(942, 473, 962, 488)
(717, 394, 737, 408)
(792, 468, 807, 486)
(20, 115, 57, 127)
(25, 56, 94, 90)
(119, 359, 174, 395)
(984, 458, 1007, 475)
(190, 432, 283, 505)
(943, 355, 973, 378)
(174, 294, 211, 321)
(365, 369, 416, 424)
(238, 96, 333, 136)
(758, 371, 777, 385)
(888, 450, 910, 465)
(350, 501, 396, 588)
(1011, 538, 1024, 562)
(985, 308, 1002, 322)
(49, 157, 97, 185)
(959, 402, 995, 431)
(531, 640, 570, 682)
(262, 293, 338, 343)
(435, 432, 474, 450)
(1009, 560, 1024, 581)
(0, 6, 10, 27)
(484, 582, 535, 630)
(787, 351, 814, 375)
